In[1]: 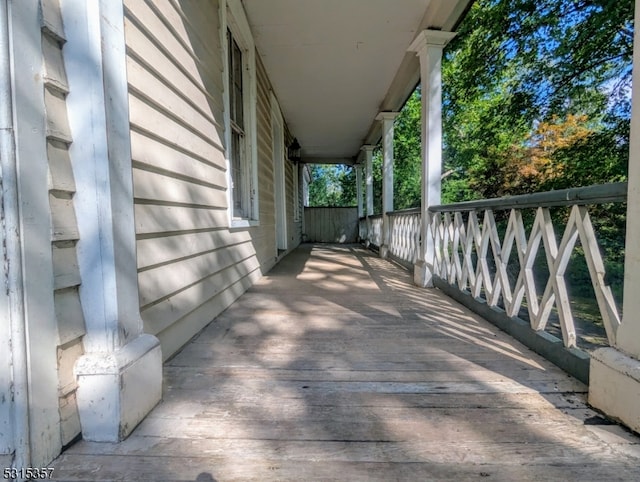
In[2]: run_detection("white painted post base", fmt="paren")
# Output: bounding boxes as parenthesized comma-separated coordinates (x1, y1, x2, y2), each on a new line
(75, 334, 162, 442)
(380, 244, 390, 259)
(589, 347, 640, 433)
(413, 260, 434, 288)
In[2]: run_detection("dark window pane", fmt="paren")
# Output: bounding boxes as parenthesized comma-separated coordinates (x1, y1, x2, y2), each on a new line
(231, 130, 244, 218)
(228, 29, 247, 219)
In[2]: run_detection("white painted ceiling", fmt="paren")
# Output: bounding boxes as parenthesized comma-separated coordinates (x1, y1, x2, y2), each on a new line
(242, 0, 471, 163)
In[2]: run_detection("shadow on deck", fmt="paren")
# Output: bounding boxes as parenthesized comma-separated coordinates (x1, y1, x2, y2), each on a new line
(52, 244, 640, 481)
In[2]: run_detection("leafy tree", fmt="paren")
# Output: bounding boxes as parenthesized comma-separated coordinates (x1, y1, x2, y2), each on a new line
(482, 114, 595, 196)
(393, 90, 422, 209)
(310, 0, 633, 219)
(441, 0, 632, 200)
(308, 164, 356, 207)
(366, 91, 423, 213)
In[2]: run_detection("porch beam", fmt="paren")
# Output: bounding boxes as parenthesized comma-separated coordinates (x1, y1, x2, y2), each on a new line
(376, 112, 400, 258)
(361, 145, 375, 217)
(588, 0, 640, 433)
(62, 0, 162, 442)
(408, 29, 456, 287)
(300, 157, 355, 165)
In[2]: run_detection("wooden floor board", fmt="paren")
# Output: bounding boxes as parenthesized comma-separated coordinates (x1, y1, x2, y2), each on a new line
(51, 244, 640, 481)
(51, 454, 640, 482)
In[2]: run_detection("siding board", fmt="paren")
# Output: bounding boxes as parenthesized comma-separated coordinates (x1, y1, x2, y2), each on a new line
(124, 1, 222, 95)
(153, 267, 261, 361)
(141, 256, 262, 336)
(42, 0, 86, 448)
(128, 93, 224, 159)
(148, 0, 224, 74)
(123, 17, 223, 114)
(48, 140, 75, 194)
(130, 127, 226, 175)
(126, 0, 298, 359)
(52, 245, 81, 290)
(138, 241, 257, 307)
(49, 196, 78, 241)
(137, 231, 253, 270)
(130, 130, 225, 179)
(54, 288, 85, 346)
(133, 168, 227, 209)
(126, 55, 222, 136)
(135, 204, 228, 235)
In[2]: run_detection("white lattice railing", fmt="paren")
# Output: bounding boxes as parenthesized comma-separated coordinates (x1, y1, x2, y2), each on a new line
(367, 214, 383, 248)
(388, 208, 421, 265)
(358, 217, 368, 242)
(426, 183, 626, 349)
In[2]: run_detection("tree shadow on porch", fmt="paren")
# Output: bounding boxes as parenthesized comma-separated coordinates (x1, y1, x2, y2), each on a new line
(51, 244, 640, 480)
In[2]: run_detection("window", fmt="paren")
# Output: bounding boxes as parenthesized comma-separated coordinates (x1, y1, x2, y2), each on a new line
(223, 0, 258, 226)
(228, 30, 248, 218)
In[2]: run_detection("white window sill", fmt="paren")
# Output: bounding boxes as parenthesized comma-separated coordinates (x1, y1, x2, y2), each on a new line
(230, 218, 259, 229)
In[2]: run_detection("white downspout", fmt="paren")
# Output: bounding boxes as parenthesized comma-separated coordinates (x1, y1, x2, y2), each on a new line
(0, 0, 31, 471)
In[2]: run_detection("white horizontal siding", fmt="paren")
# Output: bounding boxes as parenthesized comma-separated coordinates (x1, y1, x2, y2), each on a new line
(125, 0, 298, 359)
(43, 0, 86, 448)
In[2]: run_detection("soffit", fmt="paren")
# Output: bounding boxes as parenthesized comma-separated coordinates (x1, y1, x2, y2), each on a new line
(242, 0, 472, 163)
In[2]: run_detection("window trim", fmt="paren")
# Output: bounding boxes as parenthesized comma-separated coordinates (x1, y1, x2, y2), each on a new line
(222, 0, 258, 227)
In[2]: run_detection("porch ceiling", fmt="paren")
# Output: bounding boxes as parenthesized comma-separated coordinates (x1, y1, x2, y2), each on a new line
(242, 0, 472, 164)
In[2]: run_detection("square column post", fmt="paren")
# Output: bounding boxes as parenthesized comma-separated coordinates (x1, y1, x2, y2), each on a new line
(356, 164, 364, 218)
(361, 145, 375, 247)
(362, 145, 375, 216)
(376, 112, 399, 258)
(589, 0, 640, 433)
(62, 0, 162, 442)
(408, 30, 456, 287)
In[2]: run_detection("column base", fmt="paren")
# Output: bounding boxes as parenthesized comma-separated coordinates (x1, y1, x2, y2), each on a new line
(380, 245, 390, 259)
(589, 347, 640, 433)
(413, 260, 434, 287)
(75, 334, 162, 442)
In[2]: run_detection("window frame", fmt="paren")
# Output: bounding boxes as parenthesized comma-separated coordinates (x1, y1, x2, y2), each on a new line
(222, 0, 258, 227)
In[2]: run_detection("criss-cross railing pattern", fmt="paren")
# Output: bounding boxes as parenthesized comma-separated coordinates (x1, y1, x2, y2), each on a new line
(426, 183, 626, 348)
(388, 208, 421, 265)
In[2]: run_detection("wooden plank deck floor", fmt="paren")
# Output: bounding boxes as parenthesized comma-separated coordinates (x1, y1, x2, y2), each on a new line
(52, 244, 640, 481)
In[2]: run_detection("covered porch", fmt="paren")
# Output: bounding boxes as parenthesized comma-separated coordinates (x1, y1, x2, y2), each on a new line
(4, 0, 640, 475)
(51, 244, 640, 480)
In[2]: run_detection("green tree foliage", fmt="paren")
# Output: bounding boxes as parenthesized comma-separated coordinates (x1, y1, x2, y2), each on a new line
(308, 164, 356, 207)
(437, 0, 633, 312)
(310, 0, 632, 217)
(393, 91, 422, 209)
(367, 92, 423, 212)
(442, 0, 632, 200)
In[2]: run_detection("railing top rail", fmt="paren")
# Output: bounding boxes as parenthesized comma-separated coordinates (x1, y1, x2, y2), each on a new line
(386, 207, 422, 216)
(428, 182, 627, 213)
(305, 205, 358, 209)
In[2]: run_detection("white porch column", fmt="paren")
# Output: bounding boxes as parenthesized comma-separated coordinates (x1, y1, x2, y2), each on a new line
(62, 0, 162, 442)
(362, 145, 375, 216)
(589, 0, 640, 433)
(376, 113, 399, 258)
(356, 164, 364, 218)
(409, 30, 456, 287)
